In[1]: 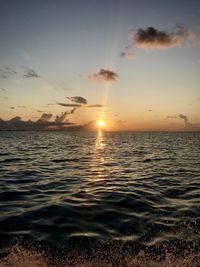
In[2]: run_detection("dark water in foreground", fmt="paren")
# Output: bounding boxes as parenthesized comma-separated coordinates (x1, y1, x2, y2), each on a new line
(0, 131, 200, 266)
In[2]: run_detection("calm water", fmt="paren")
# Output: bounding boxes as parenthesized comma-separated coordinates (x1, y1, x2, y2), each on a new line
(0, 131, 200, 266)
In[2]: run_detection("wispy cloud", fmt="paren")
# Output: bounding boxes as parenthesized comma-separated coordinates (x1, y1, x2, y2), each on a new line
(57, 103, 81, 107)
(23, 68, 40, 78)
(45, 103, 54, 107)
(120, 47, 134, 60)
(0, 67, 18, 79)
(166, 115, 177, 119)
(37, 110, 48, 113)
(88, 69, 118, 83)
(87, 104, 109, 108)
(57, 95, 107, 116)
(130, 26, 200, 50)
(17, 105, 26, 108)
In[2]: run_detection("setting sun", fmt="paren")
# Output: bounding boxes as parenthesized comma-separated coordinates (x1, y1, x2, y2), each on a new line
(97, 119, 105, 128)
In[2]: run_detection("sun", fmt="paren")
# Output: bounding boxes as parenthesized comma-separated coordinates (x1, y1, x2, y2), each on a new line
(97, 119, 105, 128)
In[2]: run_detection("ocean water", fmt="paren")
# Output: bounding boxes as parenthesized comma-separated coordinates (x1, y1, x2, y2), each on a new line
(0, 131, 200, 266)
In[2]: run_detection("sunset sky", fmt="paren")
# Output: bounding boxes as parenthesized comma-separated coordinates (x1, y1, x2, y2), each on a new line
(0, 0, 200, 131)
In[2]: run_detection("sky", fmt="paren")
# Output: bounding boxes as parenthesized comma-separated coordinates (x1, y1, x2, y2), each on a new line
(0, 0, 200, 131)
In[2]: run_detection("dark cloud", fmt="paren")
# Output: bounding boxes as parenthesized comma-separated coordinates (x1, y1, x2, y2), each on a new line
(10, 107, 15, 109)
(67, 96, 87, 105)
(88, 69, 118, 83)
(130, 26, 200, 50)
(57, 96, 88, 116)
(0, 116, 73, 131)
(9, 116, 22, 122)
(70, 107, 78, 114)
(57, 103, 81, 107)
(55, 111, 70, 122)
(23, 68, 40, 78)
(1, 88, 6, 91)
(147, 109, 153, 112)
(57, 96, 110, 120)
(37, 113, 53, 123)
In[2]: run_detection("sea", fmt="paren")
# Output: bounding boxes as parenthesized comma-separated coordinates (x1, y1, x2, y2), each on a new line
(0, 131, 200, 266)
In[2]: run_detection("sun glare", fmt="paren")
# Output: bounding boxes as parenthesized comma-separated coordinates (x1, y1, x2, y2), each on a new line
(97, 119, 105, 128)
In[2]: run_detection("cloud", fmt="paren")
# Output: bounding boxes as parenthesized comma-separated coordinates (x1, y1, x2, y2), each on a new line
(87, 104, 109, 108)
(67, 96, 87, 105)
(45, 103, 54, 107)
(57, 96, 87, 116)
(179, 114, 200, 130)
(10, 107, 15, 109)
(23, 68, 40, 78)
(0, 67, 18, 79)
(55, 111, 70, 122)
(37, 113, 53, 123)
(130, 26, 200, 50)
(9, 116, 22, 122)
(166, 116, 177, 119)
(179, 114, 188, 124)
(1, 88, 6, 91)
(88, 69, 118, 83)
(37, 110, 47, 113)
(56, 95, 110, 122)
(57, 102, 82, 116)
(57, 103, 81, 107)
(120, 47, 134, 60)
(17, 105, 26, 108)
(0, 116, 73, 131)
(166, 114, 200, 130)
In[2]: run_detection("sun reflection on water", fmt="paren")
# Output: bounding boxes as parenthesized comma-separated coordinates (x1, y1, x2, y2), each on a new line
(89, 130, 108, 181)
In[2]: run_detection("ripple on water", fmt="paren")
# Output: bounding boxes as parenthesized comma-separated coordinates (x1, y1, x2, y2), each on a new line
(0, 131, 200, 260)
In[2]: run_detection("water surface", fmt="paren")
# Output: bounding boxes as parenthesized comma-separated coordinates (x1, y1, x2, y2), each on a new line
(0, 131, 200, 265)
